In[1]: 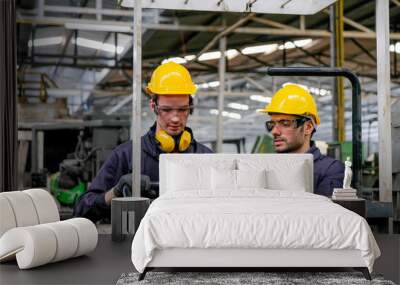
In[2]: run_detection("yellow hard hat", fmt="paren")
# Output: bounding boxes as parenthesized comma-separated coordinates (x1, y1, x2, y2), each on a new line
(258, 83, 320, 125)
(147, 62, 197, 95)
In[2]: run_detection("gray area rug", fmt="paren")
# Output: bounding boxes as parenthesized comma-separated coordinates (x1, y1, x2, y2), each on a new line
(117, 272, 396, 285)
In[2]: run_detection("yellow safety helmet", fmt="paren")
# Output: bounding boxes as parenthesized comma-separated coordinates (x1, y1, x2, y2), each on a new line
(258, 83, 321, 125)
(147, 62, 197, 95)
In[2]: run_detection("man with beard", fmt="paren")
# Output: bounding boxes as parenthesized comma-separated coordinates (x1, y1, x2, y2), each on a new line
(258, 83, 344, 197)
(74, 62, 212, 222)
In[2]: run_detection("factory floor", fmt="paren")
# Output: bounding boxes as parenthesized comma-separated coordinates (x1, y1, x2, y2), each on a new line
(373, 234, 400, 284)
(1, 232, 398, 284)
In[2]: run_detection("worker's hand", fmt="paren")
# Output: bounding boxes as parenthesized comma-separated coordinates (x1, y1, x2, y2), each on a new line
(113, 173, 132, 197)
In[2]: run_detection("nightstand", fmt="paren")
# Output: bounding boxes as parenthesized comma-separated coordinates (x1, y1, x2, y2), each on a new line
(331, 198, 366, 218)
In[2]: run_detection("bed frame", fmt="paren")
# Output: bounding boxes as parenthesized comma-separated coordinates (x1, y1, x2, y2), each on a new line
(137, 154, 372, 281)
(138, 248, 371, 280)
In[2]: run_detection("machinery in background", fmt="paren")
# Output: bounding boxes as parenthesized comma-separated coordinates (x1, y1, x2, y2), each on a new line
(327, 141, 366, 163)
(49, 131, 95, 206)
(201, 138, 247, 153)
(251, 134, 274, 154)
(18, 118, 131, 210)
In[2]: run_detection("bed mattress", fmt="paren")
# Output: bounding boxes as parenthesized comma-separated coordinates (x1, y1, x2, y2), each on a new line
(131, 190, 380, 273)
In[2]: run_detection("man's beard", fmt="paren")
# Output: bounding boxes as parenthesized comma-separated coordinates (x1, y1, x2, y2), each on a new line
(274, 137, 303, 153)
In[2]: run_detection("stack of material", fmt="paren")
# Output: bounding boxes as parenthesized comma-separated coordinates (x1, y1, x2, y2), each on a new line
(332, 188, 358, 200)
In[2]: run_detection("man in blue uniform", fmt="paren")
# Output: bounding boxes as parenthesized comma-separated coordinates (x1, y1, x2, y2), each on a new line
(74, 62, 212, 222)
(258, 83, 344, 196)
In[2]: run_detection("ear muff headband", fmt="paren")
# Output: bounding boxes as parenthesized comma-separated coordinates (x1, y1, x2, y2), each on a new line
(155, 129, 192, 153)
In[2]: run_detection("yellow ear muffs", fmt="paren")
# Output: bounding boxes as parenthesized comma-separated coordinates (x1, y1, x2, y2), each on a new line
(155, 129, 192, 153)
(178, 130, 191, 152)
(155, 129, 175, 153)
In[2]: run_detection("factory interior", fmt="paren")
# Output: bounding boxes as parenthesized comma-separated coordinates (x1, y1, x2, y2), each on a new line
(0, 0, 400, 284)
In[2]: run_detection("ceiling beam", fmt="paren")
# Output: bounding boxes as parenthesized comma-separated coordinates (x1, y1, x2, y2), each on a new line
(17, 16, 400, 40)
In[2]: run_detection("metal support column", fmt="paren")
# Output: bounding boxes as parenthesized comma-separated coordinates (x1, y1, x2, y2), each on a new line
(376, 0, 393, 202)
(216, 36, 226, 153)
(96, 0, 102, 21)
(132, 0, 142, 197)
(334, 0, 345, 142)
(329, 5, 337, 141)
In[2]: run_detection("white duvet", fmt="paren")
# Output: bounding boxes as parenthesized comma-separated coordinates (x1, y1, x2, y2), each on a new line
(131, 190, 380, 273)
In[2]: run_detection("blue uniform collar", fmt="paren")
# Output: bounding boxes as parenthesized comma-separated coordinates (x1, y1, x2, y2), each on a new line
(307, 141, 322, 161)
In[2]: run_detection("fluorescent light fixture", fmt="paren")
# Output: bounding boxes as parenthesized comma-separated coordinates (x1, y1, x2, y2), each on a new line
(197, 83, 209, 89)
(226, 49, 239, 60)
(209, 109, 242, 119)
(209, 109, 219, 115)
(162, 57, 187, 64)
(227, 102, 249, 110)
(28, 36, 63, 48)
(198, 50, 238, 61)
(309, 86, 331, 96)
(208, 81, 220, 88)
(390, 42, 400, 54)
(278, 39, 312, 50)
(250, 95, 272, 103)
(197, 81, 220, 89)
(65, 22, 132, 33)
(294, 39, 313, 47)
(199, 51, 221, 61)
(184, 54, 196, 61)
(72, 37, 124, 54)
(241, 44, 278, 55)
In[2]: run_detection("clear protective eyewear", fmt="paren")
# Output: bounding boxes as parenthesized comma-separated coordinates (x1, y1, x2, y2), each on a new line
(265, 117, 309, 132)
(155, 105, 193, 116)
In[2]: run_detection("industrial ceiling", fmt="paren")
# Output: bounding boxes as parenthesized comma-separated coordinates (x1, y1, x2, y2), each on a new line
(15, 0, 400, 147)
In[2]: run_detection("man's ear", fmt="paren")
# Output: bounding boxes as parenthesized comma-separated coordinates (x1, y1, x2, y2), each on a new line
(304, 121, 314, 136)
(150, 99, 156, 113)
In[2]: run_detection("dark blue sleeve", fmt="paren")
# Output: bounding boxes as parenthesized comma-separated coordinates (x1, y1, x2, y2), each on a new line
(196, 142, 213, 153)
(73, 149, 128, 222)
(316, 160, 345, 197)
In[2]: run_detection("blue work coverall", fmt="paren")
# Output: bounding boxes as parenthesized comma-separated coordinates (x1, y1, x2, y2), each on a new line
(307, 142, 345, 196)
(73, 124, 212, 222)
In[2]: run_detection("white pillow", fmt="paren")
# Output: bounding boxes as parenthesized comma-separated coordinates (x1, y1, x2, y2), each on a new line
(211, 168, 237, 191)
(236, 169, 267, 189)
(266, 163, 307, 191)
(167, 162, 211, 191)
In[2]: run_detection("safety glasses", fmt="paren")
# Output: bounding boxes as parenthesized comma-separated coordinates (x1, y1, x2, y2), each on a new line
(155, 105, 193, 116)
(265, 117, 309, 132)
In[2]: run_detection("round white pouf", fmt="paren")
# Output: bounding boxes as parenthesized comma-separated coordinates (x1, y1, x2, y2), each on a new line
(0, 226, 57, 269)
(65, 218, 98, 257)
(1, 191, 39, 227)
(42, 221, 79, 262)
(24, 189, 60, 224)
(0, 196, 17, 237)
(0, 218, 98, 269)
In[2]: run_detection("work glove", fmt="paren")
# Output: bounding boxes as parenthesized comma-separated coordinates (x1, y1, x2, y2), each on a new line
(113, 173, 132, 197)
(113, 174, 159, 198)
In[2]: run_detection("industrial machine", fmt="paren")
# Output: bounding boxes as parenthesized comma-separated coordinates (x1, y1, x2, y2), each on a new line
(49, 131, 94, 205)
(17, 118, 131, 207)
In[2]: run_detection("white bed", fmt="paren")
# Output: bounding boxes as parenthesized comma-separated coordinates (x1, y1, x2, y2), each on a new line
(131, 154, 380, 280)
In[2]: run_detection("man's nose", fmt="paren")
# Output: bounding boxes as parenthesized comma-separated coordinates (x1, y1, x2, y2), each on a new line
(170, 113, 180, 122)
(270, 125, 281, 137)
